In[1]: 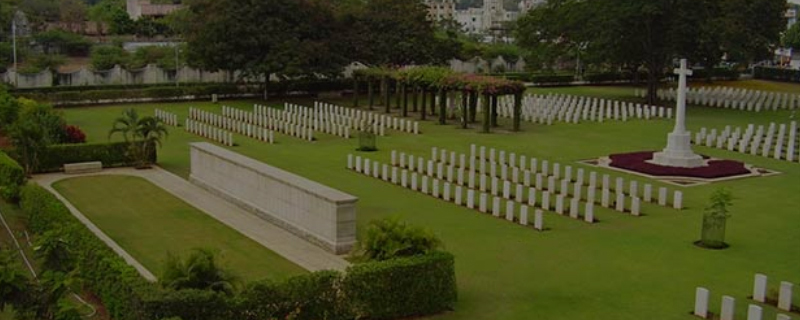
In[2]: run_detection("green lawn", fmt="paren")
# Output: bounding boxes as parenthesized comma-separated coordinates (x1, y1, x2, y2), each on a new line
(53, 175, 306, 282)
(58, 82, 800, 320)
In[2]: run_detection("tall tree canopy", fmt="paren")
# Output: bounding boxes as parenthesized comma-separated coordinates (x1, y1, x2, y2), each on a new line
(516, 0, 787, 104)
(177, 0, 349, 81)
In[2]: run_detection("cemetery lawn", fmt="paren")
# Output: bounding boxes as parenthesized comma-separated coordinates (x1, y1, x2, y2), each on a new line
(60, 83, 800, 320)
(53, 175, 306, 282)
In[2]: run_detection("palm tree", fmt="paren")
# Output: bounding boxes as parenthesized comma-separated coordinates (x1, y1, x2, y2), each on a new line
(161, 248, 237, 295)
(109, 109, 168, 168)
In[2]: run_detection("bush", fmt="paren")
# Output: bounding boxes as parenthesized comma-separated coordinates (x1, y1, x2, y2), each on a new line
(91, 45, 130, 71)
(19, 54, 67, 74)
(354, 218, 442, 261)
(235, 271, 348, 320)
(0, 151, 26, 202)
(63, 125, 87, 144)
(33, 141, 155, 173)
(0, 87, 21, 128)
(526, 74, 575, 85)
(343, 251, 457, 320)
(19, 185, 457, 320)
(754, 67, 800, 83)
(33, 29, 93, 57)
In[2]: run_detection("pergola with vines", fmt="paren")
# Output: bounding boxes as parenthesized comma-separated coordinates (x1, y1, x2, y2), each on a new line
(353, 67, 526, 133)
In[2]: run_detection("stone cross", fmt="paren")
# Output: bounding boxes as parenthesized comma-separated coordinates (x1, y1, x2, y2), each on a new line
(652, 58, 704, 168)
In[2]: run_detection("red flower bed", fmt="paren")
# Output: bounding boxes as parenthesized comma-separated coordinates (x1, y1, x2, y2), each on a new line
(608, 151, 751, 179)
(63, 125, 87, 144)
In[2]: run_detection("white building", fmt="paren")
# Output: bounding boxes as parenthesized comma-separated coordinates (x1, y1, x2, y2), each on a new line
(424, 0, 457, 21)
(126, 0, 182, 21)
(455, 8, 484, 34)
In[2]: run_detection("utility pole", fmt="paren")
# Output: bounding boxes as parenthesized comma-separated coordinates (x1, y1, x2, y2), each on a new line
(12, 18, 18, 87)
(174, 44, 179, 87)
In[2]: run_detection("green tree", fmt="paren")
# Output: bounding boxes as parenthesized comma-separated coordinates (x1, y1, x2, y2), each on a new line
(161, 248, 237, 295)
(784, 22, 800, 50)
(353, 217, 442, 262)
(699, 188, 734, 249)
(341, 0, 439, 65)
(516, 0, 786, 104)
(58, 0, 88, 33)
(0, 249, 29, 308)
(8, 105, 55, 175)
(33, 229, 74, 273)
(179, 0, 349, 98)
(108, 108, 167, 168)
(89, 45, 129, 70)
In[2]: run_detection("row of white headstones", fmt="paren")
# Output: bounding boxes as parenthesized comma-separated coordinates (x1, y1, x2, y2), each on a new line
(306, 102, 420, 135)
(347, 153, 548, 230)
(188, 108, 275, 144)
(647, 86, 800, 111)
(185, 119, 234, 146)
(694, 274, 795, 320)
(692, 121, 799, 162)
(223, 105, 315, 141)
(494, 93, 673, 125)
(400, 145, 681, 212)
(154, 109, 179, 126)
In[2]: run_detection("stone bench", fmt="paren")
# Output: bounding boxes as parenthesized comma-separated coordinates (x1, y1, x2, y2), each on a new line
(63, 161, 103, 174)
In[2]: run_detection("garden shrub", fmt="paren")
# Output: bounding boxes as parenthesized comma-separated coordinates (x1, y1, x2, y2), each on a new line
(354, 218, 442, 261)
(754, 67, 800, 83)
(0, 150, 26, 202)
(31, 141, 155, 173)
(62, 125, 87, 144)
(343, 251, 457, 320)
(19, 185, 457, 320)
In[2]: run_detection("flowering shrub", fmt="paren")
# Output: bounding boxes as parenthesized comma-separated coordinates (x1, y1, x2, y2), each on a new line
(609, 152, 751, 179)
(63, 125, 87, 144)
(355, 66, 525, 95)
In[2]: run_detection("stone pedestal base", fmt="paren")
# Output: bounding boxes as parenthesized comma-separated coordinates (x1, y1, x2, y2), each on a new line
(651, 131, 706, 168)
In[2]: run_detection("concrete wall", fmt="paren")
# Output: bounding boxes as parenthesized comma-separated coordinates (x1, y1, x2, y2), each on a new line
(1, 59, 527, 89)
(189, 143, 357, 254)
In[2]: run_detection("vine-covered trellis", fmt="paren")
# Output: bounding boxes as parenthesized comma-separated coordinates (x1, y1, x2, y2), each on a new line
(353, 67, 526, 133)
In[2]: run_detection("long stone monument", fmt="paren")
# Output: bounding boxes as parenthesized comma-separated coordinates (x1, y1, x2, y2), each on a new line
(652, 59, 706, 168)
(189, 142, 357, 254)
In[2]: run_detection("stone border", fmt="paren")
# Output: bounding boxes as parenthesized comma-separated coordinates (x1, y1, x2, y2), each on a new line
(579, 157, 780, 187)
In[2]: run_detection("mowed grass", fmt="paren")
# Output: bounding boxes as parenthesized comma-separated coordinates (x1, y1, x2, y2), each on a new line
(59, 82, 800, 320)
(53, 175, 306, 282)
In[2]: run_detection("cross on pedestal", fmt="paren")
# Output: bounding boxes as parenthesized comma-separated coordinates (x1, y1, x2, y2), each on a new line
(651, 59, 706, 168)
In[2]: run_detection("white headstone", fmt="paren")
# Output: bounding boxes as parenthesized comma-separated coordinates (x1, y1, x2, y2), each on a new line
(492, 197, 501, 217)
(467, 190, 476, 209)
(753, 274, 767, 303)
(694, 287, 709, 318)
(778, 281, 793, 311)
(720, 296, 735, 320)
(520, 205, 529, 226)
(747, 305, 762, 320)
(534, 209, 544, 231)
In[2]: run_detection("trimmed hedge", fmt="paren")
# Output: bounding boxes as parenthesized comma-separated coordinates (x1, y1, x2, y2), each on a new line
(754, 67, 800, 83)
(12, 79, 353, 105)
(0, 150, 26, 202)
(18, 182, 458, 320)
(36, 142, 156, 173)
(343, 251, 457, 320)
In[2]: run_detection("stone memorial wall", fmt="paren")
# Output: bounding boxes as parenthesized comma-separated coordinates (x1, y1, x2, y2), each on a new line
(190, 142, 357, 254)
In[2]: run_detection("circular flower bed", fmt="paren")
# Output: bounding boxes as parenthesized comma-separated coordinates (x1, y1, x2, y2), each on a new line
(608, 151, 752, 179)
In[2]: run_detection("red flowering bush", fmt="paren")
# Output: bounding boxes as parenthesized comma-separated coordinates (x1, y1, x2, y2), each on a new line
(63, 125, 87, 144)
(609, 152, 751, 179)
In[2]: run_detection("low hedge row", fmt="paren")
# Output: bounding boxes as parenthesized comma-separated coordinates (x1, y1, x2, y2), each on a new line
(13, 79, 353, 104)
(0, 150, 26, 202)
(19, 183, 457, 320)
(36, 142, 155, 173)
(754, 67, 800, 83)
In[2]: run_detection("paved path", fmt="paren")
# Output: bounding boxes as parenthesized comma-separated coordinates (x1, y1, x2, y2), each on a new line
(34, 167, 350, 280)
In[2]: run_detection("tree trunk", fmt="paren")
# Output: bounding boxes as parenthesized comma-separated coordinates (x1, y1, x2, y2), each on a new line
(412, 87, 419, 113)
(429, 90, 436, 116)
(402, 84, 408, 117)
(482, 94, 491, 133)
(420, 89, 427, 121)
(368, 81, 374, 111)
(384, 77, 391, 114)
(470, 92, 478, 123)
(513, 93, 522, 132)
(491, 95, 499, 127)
(461, 92, 468, 129)
(646, 65, 660, 106)
(394, 81, 401, 110)
(353, 79, 359, 108)
(439, 89, 447, 125)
